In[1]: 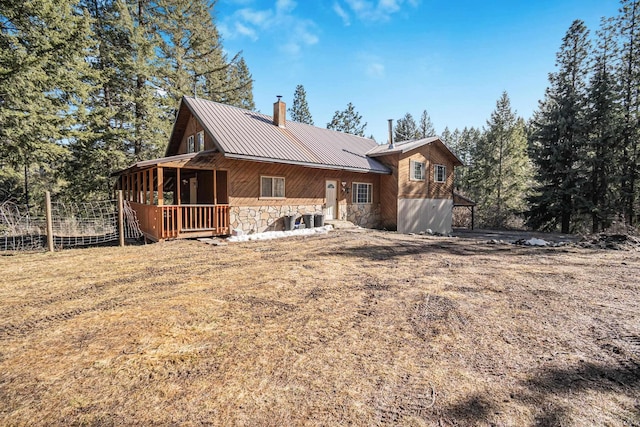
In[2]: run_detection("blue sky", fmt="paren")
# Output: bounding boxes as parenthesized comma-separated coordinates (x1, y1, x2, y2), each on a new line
(216, 0, 620, 142)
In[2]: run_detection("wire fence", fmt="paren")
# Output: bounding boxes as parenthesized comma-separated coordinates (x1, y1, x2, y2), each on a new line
(0, 195, 142, 252)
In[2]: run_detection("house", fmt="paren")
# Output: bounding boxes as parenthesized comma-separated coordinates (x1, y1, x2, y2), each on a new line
(114, 96, 463, 241)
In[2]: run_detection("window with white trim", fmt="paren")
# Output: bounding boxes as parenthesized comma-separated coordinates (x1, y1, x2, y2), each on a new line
(196, 131, 205, 152)
(352, 182, 372, 204)
(187, 135, 195, 153)
(410, 160, 425, 181)
(260, 176, 285, 198)
(435, 164, 446, 183)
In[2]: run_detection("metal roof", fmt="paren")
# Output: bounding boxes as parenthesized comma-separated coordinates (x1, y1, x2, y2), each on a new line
(170, 97, 391, 174)
(366, 136, 464, 166)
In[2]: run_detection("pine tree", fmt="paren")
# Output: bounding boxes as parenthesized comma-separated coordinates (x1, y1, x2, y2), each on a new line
(469, 92, 531, 228)
(417, 110, 436, 138)
(289, 84, 313, 124)
(61, 0, 171, 201)
(156, 0, 223, 100)
(616, 0, 640, 225)
(440, 126, 452, 145)
(450, 128, 461, 151)
(584, 18, 620, 232)
(394, 113, 418, 142)
(527, 20, 591, 233)
(453, 127, 481, 194)
(224, 57, 254, 110)
(0, 0, 95, 206)
(326, 102, 367, 136)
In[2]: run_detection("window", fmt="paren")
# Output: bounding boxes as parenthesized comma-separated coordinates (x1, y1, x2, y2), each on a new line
(187, 135, 195, 153)
(196, 131, 205, 152)
(261, 176, 285, 198)
(435, 164, 446, 183)
(352, 182, 372, 204)
(410, 160, 425, 181)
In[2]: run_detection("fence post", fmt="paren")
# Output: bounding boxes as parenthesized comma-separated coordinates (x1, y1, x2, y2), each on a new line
(118, 190, 125, 247)
(45, 191, 54, 252)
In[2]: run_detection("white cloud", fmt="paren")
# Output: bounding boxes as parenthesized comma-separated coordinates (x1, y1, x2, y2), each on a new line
(333, 2, 351, 26)
(234, 22, 258, 41)
(367, 62, 385, 78)
(379, 0, 400, 13)
(237, 8, 271, 26)
(276, 0, 295, 14)
(220, 0, 319, 56)
(359, 53, 385, 78)
(339, 0, 419, 23)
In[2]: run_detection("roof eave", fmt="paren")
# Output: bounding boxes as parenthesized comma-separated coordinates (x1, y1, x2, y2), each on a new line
(111, 152, 202, 176)
(224, 153, 391, 174)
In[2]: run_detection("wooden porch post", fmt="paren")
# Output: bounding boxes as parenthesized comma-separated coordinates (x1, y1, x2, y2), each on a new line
(142, 169, 148, 204)
(157, 167, 164, 206)
(151, 168, 155, 204)
(176, 167, 182, 234)
(135, 172, 138, 202)
(176, 168, 181, 206)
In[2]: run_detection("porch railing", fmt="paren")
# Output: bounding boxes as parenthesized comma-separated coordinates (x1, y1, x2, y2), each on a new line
(131, 202, 230, 240)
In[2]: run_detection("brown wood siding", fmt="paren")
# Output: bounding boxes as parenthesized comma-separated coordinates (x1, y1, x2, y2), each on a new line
(397, 144, 455, 200)
(172, 152, 382, 209)
(177, 115, 215, 154)
(427, 142, 456, 199)
(378, 154, 399, 228)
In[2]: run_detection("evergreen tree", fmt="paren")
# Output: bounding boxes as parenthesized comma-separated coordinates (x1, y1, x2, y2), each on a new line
(394, 113, 418, 142)
(156, 0, 224, 100)
(453, 127, 481, 194)
(469, 92, 532, 228)
(289, 84, 313, 124)
(61, 0, 171, 201)
(450, 128, 461, 150)
(616, 0, 640, 225)
(440, 126, 452, 145)
(154, 0, 252, 110)
(417, 110, 436, 138)
(326, 102, 366, 136)
(0, 0, 95, 206)
(527, 20, 591, 233)
(584, 18, 620, 232)
(224, 57, 254, 110)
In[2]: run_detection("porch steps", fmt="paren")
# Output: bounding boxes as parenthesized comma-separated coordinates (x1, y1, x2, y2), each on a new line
(325, 220, 359, 230)
(198, 237, 228, 246)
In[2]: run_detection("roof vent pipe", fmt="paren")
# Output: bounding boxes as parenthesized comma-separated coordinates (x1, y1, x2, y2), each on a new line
(388, 119, 394, 149)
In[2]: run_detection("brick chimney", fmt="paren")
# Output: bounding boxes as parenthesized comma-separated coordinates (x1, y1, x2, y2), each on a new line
(273, 96, 286, 128)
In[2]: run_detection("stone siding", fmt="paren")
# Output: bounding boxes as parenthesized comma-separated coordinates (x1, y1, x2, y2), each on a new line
(230, 204, 323, 233)
(347, 203, 381, 229)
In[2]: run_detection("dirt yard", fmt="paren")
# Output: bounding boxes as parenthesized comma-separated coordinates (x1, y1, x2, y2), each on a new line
(0, 230, 638, 426)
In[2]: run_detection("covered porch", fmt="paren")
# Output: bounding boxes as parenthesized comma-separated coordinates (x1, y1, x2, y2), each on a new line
(116, 157, 230, 241)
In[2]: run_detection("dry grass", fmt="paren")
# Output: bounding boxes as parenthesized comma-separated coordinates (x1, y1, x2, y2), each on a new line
(0, 230, 638, 426)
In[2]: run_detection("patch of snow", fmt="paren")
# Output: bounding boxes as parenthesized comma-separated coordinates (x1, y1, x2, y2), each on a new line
(227, 225, 333, 242)
(524, 238, 549, 246)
